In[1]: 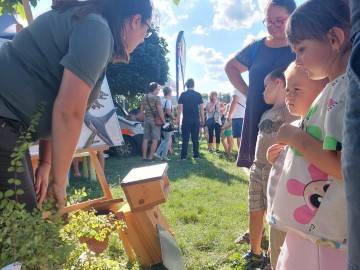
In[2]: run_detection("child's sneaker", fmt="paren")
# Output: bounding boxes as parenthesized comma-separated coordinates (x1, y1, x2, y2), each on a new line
(260, 255, 271, 270)
(242, 250, 263, 269)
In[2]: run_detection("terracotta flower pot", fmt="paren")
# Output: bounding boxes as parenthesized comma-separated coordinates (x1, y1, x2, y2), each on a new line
(79, 236, 109, 255)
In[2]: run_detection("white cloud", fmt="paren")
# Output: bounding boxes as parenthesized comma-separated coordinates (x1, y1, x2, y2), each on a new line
(192, 25, 209, 36)
(257, 0, 268, 13)
(177, 14, 189, 20)
(188, 45, 228, 81)
(210, 0, 263, 30)
(153, 0, 178, 28)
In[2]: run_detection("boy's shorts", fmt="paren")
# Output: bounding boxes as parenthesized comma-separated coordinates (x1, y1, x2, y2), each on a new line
(232, 118, 243, 138)
(248, 162, 272, 211)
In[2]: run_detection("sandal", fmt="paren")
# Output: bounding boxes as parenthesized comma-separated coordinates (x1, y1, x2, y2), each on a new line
(216, 150, 221, 153)
(208, 149, 213, 153)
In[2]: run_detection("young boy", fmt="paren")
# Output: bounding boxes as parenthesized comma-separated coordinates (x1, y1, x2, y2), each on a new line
(243, 66, 299, 269)
(266, 62, 328, 268)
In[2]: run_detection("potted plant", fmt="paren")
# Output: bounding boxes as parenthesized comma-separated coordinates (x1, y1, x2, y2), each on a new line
(60, 209, 123, 255)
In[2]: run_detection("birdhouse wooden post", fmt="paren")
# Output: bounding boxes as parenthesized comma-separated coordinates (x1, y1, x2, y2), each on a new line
(117, 163, 174, 267)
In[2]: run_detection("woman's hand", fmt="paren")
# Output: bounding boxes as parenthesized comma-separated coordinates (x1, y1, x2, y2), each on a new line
(267, 143, 286, 164)
(34, 163, 51, 206)
(46, 181, 67, 209)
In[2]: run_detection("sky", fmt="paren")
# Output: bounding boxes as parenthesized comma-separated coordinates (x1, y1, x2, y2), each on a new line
(32, 0, 305, 94)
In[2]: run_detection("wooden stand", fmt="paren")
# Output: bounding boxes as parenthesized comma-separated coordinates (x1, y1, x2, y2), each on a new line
(117, 163, 173, 267)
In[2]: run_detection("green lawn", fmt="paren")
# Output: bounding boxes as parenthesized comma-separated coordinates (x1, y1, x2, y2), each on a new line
(68, 139, 259, 269)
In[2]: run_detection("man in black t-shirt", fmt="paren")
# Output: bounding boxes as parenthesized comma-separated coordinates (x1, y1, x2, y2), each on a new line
(176, 79, 204, 160)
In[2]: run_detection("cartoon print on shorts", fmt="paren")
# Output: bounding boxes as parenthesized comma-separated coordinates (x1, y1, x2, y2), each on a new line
(286, 164, 331, 224)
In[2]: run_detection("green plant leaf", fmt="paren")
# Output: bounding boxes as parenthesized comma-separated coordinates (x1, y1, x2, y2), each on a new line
(16, 167, 24, 173)
(8, 178, 16, 184)
(4, 190, 15, 197)
(7, 167, 15, 172)
(14, 179, 21, 186)
(16, 189, 24, 195)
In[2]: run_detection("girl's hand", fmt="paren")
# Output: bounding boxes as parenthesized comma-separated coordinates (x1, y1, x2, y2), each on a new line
(267, 143, 286, 164)
(34, 163, 51, 206)
(276, 123, 302, 145)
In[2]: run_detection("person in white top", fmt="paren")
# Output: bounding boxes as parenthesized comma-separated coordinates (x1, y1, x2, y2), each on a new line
(227, 89, 246, 149)
(154, 87, 176, 160)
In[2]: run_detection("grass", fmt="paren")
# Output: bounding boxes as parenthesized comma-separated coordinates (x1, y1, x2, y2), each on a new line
(67, 138, 262, 269)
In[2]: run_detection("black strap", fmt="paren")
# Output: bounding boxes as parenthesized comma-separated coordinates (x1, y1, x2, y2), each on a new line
(237, 101, 245, 109)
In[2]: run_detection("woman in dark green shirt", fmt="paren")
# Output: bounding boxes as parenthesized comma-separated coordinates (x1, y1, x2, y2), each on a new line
(0, 0, 153, 211)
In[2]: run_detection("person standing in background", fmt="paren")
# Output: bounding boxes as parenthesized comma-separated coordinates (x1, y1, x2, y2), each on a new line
(176, 78, 204, 161)
(224, 0, 297, 168)
(140, 82, 166, 162)
(227, 89, 246, 149)
(154, 87, 176, 161)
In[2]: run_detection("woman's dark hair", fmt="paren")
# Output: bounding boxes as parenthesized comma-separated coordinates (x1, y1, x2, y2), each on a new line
(163, 87, 172, 96)
(267, 66, 287, 86)
(53, 0, 153, 63)
(264, 0, 296, 15)
(286, 0, 350, 45)
(148, 82, 159, 92)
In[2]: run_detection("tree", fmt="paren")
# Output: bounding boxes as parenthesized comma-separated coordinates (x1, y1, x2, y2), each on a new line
(201, 93, 209, 101)
(106, 29, 169, 99)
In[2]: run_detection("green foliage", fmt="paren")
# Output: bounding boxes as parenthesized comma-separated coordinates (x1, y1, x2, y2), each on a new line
(107, 29, 169, 98)
(0, 101, 75, 269)
(218, 92, 231, 104)
(60, 210, 124, 242)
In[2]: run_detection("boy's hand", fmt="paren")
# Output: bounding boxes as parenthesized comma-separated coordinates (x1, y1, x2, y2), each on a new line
(267, 143, 286, 164)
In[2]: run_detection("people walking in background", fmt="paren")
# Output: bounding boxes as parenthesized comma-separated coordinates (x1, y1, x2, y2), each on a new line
(266, 62, 327, 269)
(154, 87, 176, 161)
(269, 1, 350, 269)
(176, 79, 204, 160)
(225, 0, 296, 168)
(242, 66, 298, 269)
(206, 91, 222, 153)
(140, 82, 166, 162)
(227, 89, 246, 149)
(0, 0, 155, 211)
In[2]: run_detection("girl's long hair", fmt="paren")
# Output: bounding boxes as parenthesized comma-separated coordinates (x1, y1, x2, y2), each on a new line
(53, 0, 153, 63)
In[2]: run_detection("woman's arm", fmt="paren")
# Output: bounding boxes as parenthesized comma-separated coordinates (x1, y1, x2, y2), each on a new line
(276, 123, 342, 179)
(224, 57, 249, 97)
(47, 68, 92, 207)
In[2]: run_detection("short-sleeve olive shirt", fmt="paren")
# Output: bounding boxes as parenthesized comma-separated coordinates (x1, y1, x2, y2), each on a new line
(0, 7, 114, 139)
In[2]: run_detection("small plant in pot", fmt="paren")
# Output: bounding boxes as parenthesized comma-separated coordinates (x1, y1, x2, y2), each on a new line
(60, 209, 123, 255)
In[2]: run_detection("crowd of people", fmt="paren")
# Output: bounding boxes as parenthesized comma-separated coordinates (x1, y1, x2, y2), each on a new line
(2, 0, 360, 269)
